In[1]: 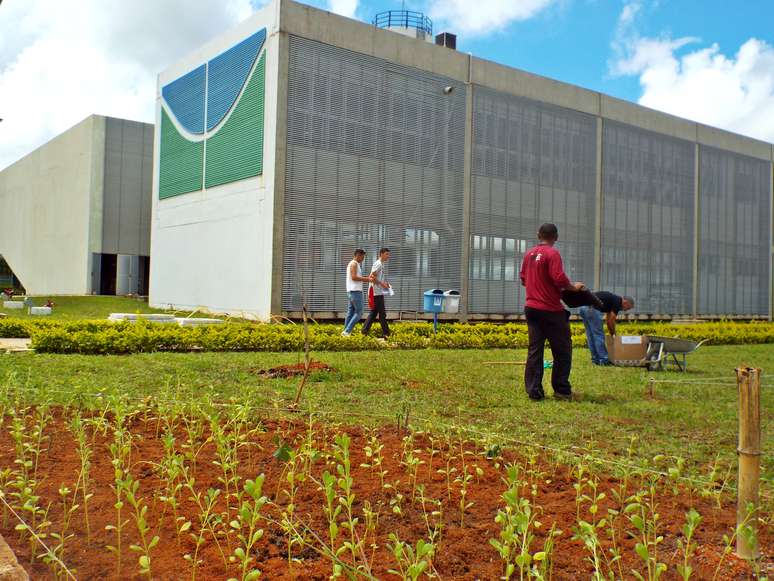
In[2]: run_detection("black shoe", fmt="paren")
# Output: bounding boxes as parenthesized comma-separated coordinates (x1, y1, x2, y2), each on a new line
(528, 394, 545, 401)
(554, 393, 573, 401)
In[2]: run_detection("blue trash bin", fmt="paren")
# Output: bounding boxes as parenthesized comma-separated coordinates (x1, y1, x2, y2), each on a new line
(423, 289, 445, 313)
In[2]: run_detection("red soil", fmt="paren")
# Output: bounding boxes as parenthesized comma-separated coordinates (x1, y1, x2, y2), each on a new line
(0, 409, 769, 580)
(254, 361, 336, 378)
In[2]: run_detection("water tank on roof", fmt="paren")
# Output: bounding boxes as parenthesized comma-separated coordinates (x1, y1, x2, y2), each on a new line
(372, 10, 433, 42)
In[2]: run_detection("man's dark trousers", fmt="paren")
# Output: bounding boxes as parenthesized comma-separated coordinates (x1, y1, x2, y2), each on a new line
(362, 295, 390, 338)
(524, 307, 572, 399)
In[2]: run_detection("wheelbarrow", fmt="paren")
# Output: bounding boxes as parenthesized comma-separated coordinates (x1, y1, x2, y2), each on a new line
(643, 335, 707, 372)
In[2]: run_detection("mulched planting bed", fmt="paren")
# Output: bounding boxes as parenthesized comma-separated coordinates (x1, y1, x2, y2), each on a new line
(0, 407, 769, 580)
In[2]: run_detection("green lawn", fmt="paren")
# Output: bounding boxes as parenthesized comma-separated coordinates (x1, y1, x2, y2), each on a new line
(1, 345, 771, 483)
(0, 295, 212, 321)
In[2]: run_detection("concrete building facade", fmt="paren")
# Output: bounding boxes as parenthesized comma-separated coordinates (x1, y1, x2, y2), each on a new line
(0, 115, 153, 296)
(150, 0, 774, 320)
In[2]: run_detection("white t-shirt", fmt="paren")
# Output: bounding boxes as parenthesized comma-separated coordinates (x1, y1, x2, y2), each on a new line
(346, 259, 363, 292)
(370, 259, 385, 296)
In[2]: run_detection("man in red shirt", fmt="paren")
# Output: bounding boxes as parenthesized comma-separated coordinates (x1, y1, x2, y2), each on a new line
(519, 223, 584, 401)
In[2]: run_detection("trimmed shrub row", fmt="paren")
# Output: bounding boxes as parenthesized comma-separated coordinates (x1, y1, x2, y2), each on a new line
(0, 318, 771, 355)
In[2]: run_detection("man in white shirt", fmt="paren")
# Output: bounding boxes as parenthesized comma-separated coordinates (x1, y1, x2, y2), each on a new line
(361, 247, 391, 339)
(342, 249, 372, 336)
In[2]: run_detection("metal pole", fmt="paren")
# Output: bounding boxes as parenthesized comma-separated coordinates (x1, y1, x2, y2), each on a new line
(459, 56, 474, 321)
(692, 143, 700, 318)
(769, 160, 773, 321)
(735, 366, 761, 560)
(593, 117, 603, 290)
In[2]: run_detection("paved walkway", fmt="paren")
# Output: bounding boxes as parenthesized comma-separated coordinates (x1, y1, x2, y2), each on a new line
(0, 338, 32, 352)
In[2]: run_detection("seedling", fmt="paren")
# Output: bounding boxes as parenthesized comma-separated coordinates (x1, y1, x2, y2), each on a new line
(124, 474, 159, 579)
(387, 533, 434, 581)
(489, 464, 544, 580)
(676, 508, 701, 581)
(228, 474, 267, 581)
(624, 482, 667, 581)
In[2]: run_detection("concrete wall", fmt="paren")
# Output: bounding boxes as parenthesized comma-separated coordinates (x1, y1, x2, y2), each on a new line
(103, 118, 153, 257)
(0, 116, 104, 295)
(149, 1, 280, 319)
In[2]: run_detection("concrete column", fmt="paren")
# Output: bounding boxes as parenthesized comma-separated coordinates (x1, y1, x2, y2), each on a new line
(271, 30, 289, 316)
(459, 57, 474, 321)
(87, 116, 106, 294)
(769, 161, 773, 321)
(593, 117, 603, 290)
(692, 143, 700, 318)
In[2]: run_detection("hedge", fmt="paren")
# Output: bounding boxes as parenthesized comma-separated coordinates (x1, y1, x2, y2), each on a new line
(1, 318, 772, 355)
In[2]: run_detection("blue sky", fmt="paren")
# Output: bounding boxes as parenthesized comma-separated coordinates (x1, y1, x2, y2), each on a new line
(292, 0, 773, 103)
(289, 0, 774, 145)
(2, 0, 774, 169)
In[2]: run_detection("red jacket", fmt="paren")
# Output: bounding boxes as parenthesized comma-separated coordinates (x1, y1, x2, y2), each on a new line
(519, 243, 571, 312)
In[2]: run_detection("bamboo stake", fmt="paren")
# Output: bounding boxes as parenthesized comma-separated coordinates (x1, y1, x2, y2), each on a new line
(482, 361, 553, 368)
(735, 366, 761, 560)
(291, 303, 311, 409)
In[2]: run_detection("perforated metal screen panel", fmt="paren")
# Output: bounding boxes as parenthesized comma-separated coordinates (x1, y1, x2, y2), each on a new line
(699, 147, 771, 316)
(470, 88, 597, 313)
(103, 118, 153, 257)
(601, 122, 695, 315)
(283, 36, 466, 312)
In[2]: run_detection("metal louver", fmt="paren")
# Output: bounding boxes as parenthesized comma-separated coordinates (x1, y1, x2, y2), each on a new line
(601, 121, 695, 315)
(698, 147, 771, 316)
(282, 36, 466, 313)
(469, 87, 597, 314)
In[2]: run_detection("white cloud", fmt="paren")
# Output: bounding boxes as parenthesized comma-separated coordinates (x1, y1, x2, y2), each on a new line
(327, 0, 358, 19)
(610, 2, 774, 143)
(428, 0, 555, 36)
(0, 0, 258, 170)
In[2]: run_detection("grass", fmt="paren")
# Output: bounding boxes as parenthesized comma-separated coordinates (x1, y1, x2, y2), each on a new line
(0, 295, 210, 321)
(1, 344, 771, 482)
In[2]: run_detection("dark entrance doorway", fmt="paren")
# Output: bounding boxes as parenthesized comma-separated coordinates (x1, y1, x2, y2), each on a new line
(99, 254, 117, 296)
(139, 256, 150, 296)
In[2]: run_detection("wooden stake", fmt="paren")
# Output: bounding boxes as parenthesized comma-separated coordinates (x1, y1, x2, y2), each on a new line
(735, 366, 761, 560)
(290, 303, 311, 409)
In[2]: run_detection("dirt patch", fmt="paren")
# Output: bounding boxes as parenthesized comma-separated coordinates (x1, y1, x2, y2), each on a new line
(401, 379, 424, 389)
(254, 360, 336, 378)
(0, 409, 768, 580)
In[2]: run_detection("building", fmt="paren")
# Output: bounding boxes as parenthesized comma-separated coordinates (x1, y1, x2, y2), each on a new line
(0, 115, 153, 296)
(150, 0, 774, 320)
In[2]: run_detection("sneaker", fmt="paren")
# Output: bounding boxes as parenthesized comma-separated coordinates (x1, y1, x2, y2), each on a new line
(341, 331, 350, 337)
(554, 393, 573, 401)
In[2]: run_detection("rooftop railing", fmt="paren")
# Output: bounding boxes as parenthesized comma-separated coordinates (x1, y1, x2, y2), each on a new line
(372, 10, 433, 36)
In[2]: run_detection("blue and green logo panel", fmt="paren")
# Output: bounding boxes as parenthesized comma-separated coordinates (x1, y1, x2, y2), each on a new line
(159, 29, 267, 199)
